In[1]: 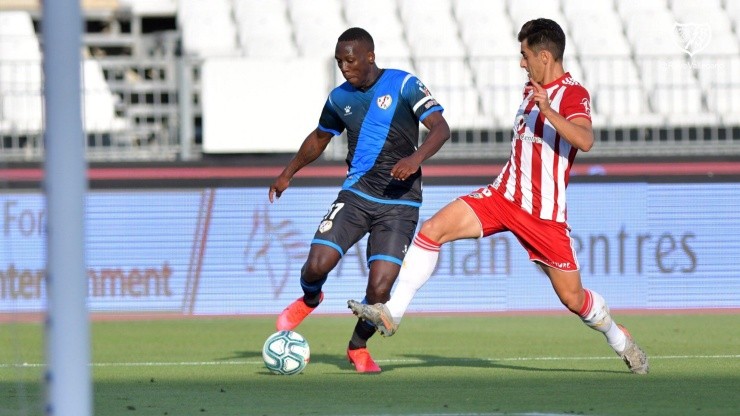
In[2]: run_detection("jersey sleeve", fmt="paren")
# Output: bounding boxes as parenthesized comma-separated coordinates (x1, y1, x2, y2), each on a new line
(317, 96, 344, 136)
(560, 85, 592, 122)
(401, 75, 444, 122)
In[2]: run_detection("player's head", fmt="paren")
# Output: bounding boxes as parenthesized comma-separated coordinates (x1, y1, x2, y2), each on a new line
(335, 27, 378, 90)
(517, 18, 566, 61)
(517, 19, 566, 83)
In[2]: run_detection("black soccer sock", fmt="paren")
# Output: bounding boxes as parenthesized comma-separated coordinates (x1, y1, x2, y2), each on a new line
(348, 319, 375, 350)
(300, 276, 326, 307)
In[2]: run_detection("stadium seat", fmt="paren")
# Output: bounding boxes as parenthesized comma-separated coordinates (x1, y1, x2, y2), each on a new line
(82, 59, 128, 133)
(695, 55, 740, 88)
(726, 0, 740, 23)
(289, 0, 345, 57)
(671, 0, 723, 16)
(508, 0, 562, 26)
(342, 0, 409, 67)
(479, 85, 525, 129)
(580, 57, 641, 89)
(706, 85, 740, 125)
(232, 0, 297, 58)
(617, 0, 669, 20)
(456, 5, 514, 54)
(638, 57, 699, 89)
(453, 0, 506, 21)
(567, 9, 631, 59)
(592, 86, 663, 127)
(434, 86, 490, 130)
(178, 0, 237, 57)
(562, 0, 615, 24)
(416, 59, 475, 88)
(0, 11, 42, 133)
(651, 84, 719, 126)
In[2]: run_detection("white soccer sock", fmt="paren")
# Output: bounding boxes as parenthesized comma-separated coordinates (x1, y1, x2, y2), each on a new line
(579, 289, 627, 353)
(386, 233, 441, 324)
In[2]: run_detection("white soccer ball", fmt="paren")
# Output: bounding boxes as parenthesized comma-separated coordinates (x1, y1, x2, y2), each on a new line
(262, 330, 310, 375)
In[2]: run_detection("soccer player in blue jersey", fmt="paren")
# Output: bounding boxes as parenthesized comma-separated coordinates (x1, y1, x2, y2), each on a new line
(268, 27, 451, 372)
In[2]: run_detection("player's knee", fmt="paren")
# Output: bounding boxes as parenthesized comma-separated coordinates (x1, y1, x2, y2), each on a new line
(365, 276, 394, 303)
(301, 257, 333, 280)
(419, 217, 445, 241)
(558, 290, 584, 314)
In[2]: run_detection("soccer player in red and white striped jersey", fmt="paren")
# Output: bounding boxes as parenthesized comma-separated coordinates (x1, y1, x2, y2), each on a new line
(348, 18, 649, 374)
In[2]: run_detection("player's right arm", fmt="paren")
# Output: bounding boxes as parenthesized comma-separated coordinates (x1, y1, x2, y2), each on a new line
(269, 128, 334, 202)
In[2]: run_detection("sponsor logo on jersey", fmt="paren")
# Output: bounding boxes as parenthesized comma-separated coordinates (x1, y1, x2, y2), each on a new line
(513, 114, 543, 144)
(318, 220, 333, 233)
(377, 94, 392, 109)
(344, 105, 352, 116)
(581, 98, 591, 116)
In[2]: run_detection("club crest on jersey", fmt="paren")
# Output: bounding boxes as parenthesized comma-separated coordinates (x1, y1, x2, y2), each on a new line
(377, 95, 392, 109)
(318, 220, 333, 233)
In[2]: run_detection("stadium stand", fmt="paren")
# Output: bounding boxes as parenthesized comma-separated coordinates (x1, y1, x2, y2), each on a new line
(0, 0, 738, 161)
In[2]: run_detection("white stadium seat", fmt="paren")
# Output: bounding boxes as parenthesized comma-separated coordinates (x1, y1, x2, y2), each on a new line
(168, 0, 740, 129)
(179, 0, 237, 57)
(0, 11, 42, 132)
(289, 0, 345, 57)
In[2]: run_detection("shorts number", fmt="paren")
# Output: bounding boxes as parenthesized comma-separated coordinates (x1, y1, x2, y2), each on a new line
(323, 203, 345, 220)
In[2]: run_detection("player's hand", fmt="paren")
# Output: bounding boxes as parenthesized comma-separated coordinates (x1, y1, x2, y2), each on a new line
(528, 78, 552, 114)
(390, 157, 420, 181)
(268, 176, 290, 203)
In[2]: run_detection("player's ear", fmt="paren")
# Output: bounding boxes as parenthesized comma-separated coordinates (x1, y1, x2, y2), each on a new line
(539, 49, 550, 65)
(368, 51, 375, 65)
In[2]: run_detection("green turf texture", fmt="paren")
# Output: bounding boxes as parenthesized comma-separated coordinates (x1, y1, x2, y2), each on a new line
(2, 314, 738, 415)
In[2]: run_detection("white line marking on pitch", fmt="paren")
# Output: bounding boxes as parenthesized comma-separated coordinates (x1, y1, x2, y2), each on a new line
(1, 354, 738, 369)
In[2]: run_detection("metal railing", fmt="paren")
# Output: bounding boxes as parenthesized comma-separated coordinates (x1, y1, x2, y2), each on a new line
(1, 54, 739, 162)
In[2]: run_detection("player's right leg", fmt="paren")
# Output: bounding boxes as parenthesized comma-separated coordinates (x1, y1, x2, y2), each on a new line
(276, 244, 339, 330)
(348, 197, 483, 335)
(278, 192, 365, 331)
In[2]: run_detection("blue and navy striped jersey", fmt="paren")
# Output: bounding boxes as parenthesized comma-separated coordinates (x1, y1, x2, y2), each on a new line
(317, 69, 444, 205)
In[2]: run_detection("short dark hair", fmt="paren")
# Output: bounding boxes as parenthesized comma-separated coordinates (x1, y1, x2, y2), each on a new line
(517, 18, 566, 61)
(338, 27, 374, 51)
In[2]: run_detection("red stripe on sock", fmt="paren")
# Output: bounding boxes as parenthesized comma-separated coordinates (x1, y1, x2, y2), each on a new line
(578, 289, 593, 317)
(413, 232, 441, 252)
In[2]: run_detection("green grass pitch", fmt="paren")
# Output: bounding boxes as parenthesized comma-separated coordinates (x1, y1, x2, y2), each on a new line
(1, 313, 738, 415)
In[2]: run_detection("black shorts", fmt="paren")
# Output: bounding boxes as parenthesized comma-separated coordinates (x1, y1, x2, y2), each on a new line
(311, 190, 419, 266)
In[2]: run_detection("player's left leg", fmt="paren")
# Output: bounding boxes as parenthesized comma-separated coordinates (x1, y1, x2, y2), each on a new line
(347, 204, 417, 372)
(543, 265, 649, 374)
(347, 259, 400, 373)
(509, 209, 648, 374)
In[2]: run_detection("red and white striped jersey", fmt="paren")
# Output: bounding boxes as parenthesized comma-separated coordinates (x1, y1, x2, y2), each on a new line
(491, 72, 591, 223)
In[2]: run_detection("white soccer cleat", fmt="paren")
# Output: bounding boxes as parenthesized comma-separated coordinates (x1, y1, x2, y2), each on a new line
(347, 300, 398, 337)
(617, 324, 649, 374)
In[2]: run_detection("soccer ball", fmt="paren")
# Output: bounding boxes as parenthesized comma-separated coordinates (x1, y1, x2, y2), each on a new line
(262, 330, 310, 375)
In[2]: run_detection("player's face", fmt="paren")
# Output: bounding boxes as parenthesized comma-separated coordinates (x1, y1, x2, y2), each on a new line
(335, 40, 375, 89)
(520, 40, 544, 83)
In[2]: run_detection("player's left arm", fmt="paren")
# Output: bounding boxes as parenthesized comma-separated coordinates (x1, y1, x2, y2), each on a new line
(530, 79, 594, 152)
(391, 111, 450, 180)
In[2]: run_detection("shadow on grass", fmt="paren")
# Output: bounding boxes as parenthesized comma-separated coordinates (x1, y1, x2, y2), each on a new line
(219, 349, 622, 375)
